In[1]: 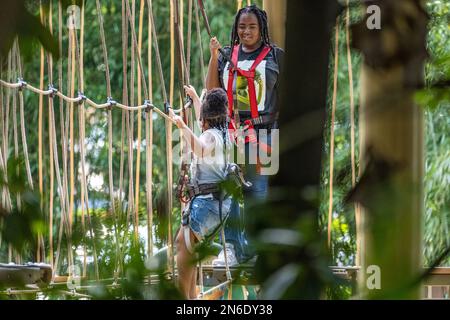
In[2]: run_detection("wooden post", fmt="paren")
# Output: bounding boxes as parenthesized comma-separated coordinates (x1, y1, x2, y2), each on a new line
(354, 1, 427, 299)
(263, 0, 287, 49)
(255, 0, 339, 298)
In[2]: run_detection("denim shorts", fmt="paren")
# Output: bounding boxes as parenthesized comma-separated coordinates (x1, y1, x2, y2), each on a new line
(182, 196, 232, 241)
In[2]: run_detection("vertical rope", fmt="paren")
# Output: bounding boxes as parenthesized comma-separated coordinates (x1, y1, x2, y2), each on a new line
(193, 0, 206, 87)
(167, 0, 176, 277)
(220, 228, 232, 300)
(2, 53, 12, 213)
(146, 0, 154, 258)
(17, 60, 34, 192)
(14, 48, 21, 259)
(134, 0, 146, 244)
(94, 1, 120, 279)
(345, 0, 360, 266)
(69, 19, 76, 231)
(147, 0, 168, 103)
(117, 0, 128, 279)
(237, 0, 243, 11)
(128, 0, 136, 244)
(170, 0, 175, 106)
(49, 79, 72, 280)
(0, 66, 7, 211)
(38, 3, 45, 264)
(0, 58, 11, 212)
(119, 0, 128, 213)
(6, 50, 12, 263)
(125, 0, 153, 245)
(37, 1, 45, 264)
(54, 0, 75, 279)
(94, 1, 117, 257)
(59, 0, 70, 232)
(186, 0, 192, 83)
(47, 0, 54, 269)
(180, 0, 184, 45)
(3, 52, 10, 166)
(327, 19, 339, 249)
(77, 1, 89, 278)
(12, 43, 21, 216)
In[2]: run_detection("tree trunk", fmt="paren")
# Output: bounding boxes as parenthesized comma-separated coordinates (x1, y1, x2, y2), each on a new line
(263, 0, 287, 49)
(250, 0, 338, 299)
(351, 0, 427, 299)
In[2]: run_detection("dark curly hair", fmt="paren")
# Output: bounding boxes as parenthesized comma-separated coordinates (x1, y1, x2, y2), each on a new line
(201, 88, 229, 149)
(230, 4, 271, 47)
(201, 88, 228, 125)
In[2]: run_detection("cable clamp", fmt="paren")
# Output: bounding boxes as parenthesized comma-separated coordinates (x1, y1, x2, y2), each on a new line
(18, 78, 27, 91)
(78, 91, 86, 104)
(107, 96, 116, 110)
(144, 100, 154, 113)
(164, 102, 171, 114)
(48, 84, 58, 98)
(184, 96, 193, 109)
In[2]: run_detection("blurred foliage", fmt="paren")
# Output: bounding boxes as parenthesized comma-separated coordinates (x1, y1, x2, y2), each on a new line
(319, 0, 450, 278)
(420, 0, 450, 267)
(319, 6, 362, 270)
(0, 157, 45, 258)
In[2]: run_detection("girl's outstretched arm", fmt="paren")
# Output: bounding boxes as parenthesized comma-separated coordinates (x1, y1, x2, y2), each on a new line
(170, 110, 215, 158)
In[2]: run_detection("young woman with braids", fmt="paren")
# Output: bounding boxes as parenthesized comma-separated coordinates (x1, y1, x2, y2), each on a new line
(170, 87, 232, 299)
(206, 5, 284, 266)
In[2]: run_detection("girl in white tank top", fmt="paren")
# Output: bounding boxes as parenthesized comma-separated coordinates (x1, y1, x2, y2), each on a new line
(170, 87, 232, 299)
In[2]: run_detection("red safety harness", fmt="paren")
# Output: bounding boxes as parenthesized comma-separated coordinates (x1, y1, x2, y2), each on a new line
(226, 44, 272, 153)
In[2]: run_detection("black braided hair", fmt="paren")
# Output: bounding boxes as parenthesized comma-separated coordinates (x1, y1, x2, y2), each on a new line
(230, 4, 271, 47)
(201, 88, 230, 152)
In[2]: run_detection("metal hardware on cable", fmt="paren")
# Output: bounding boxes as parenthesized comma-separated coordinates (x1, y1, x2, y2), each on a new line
(144, 100, 154, 112)
(164, 102, 171, 114)
(107, 96, 116, 110)
(18, 78, 27, 91)
(77, 92, 86, 104)
(48, 84, 58, 98)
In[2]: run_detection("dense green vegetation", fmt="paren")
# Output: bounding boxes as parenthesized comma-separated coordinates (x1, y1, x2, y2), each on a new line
(0, 0, 448, 299)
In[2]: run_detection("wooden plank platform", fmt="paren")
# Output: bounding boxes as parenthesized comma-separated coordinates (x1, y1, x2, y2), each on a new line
(0, 263, 52, 288)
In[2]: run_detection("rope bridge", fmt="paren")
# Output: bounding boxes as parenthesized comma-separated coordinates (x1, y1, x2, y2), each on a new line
(0, 0, 255, 300)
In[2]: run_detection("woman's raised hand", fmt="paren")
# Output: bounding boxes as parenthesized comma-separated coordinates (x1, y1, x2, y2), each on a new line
(210, 37, 221, 57)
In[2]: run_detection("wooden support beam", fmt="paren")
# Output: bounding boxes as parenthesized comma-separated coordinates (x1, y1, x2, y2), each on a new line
(263, 0, 287, 49)
(354, 1, 427, 298)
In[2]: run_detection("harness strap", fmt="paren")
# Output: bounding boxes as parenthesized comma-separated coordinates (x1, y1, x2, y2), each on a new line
(226, 45, 273, 153)
(227, 45, 272, 121)
(227, 45, 240, 131)
(249, 113, 278, 126)
(184, 226, 195, 254)
(187, 182, 221, 198)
